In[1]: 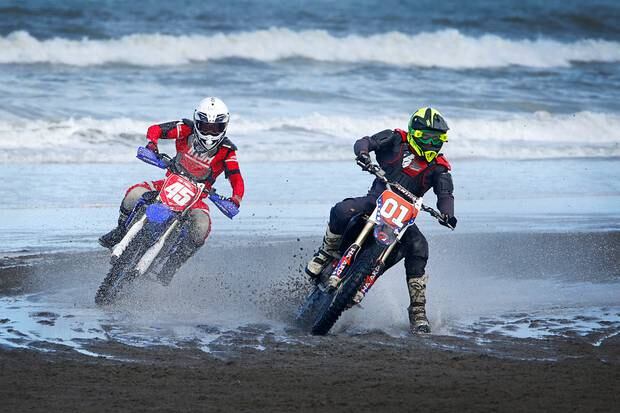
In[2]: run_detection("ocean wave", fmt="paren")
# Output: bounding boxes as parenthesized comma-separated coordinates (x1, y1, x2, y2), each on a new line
(0, 112, 618, 163)
(1, 29, 619, 68)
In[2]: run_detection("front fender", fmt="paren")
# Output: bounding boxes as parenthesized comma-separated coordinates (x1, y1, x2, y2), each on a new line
(144, 203, 176, 243)
(146, 203, 175, 225)
(373, 223, 398, 245)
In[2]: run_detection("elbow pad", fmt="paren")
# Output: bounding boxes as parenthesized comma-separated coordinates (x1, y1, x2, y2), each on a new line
(434, 171, 454, 195)
(354, 137, 370, 157)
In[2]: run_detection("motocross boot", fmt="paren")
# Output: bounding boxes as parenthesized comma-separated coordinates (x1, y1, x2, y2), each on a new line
(157, 241, 199, 286)
(407, 274, 431, 334)
(98, 209, 130, 250)
(305, 226, 342, 282)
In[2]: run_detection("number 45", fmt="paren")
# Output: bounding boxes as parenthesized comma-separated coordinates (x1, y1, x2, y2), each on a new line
(165, 182, 195, 206)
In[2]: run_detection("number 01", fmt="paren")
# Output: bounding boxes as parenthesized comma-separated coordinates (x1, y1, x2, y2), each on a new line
(380, 198, 410, 227)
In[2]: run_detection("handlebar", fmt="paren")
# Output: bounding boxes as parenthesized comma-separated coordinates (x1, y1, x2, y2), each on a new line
(356, 159, 454, 230)
(136, 146, 239, 219)
(158, 152, 173, 167)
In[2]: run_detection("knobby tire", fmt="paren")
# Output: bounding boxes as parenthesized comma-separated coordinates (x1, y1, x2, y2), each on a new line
(95, 227, 148, 305)
(311, 241, 384, 335)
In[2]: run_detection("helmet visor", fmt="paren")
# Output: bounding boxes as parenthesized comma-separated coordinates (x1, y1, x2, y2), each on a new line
(196, 120, 226, 136)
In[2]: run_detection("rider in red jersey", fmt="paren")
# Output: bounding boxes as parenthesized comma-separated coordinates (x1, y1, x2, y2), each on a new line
(99, 97, 244, 284)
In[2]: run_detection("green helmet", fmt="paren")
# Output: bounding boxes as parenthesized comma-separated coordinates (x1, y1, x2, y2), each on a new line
(407, 107, 450, 162)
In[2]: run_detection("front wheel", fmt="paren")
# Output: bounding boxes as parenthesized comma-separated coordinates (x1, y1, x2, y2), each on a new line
(95, 226, 149, 305)
(311, 241, 384, 335)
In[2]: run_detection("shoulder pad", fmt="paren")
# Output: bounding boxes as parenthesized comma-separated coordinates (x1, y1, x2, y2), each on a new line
(371, 129, 394, 140)
(220, 137, 238, 151)
(371, 129, 400, 146)
(182, 118, 194, 127)
(394, 128, 408, 142)
(435, 154, 451, 171)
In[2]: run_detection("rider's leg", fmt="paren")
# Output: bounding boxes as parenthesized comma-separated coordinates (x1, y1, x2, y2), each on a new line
(99, 183, 152, 249)
(402, 225, 431, 333)
(304, 225, 342, 279)
(157, 208, 211, 286)
(305, 196, 375, 280)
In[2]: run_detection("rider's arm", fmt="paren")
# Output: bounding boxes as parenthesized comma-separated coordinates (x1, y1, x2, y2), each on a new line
(146, 119, 193, 147)
(432, 166, 455, 218)
(354, 129, 401, 157)
(224, 149, 244, 206)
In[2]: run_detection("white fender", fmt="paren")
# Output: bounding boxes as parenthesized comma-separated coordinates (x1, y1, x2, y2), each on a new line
(111, 215, 146, 259)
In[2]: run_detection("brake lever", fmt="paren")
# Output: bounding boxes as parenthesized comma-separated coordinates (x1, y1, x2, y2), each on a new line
(356, 159, 370, 170)
(357, 160, 387, 180)
(421, 205, 455, 230)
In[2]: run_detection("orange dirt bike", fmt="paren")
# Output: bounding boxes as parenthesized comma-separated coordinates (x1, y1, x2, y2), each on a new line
(296, 159, 453, 335)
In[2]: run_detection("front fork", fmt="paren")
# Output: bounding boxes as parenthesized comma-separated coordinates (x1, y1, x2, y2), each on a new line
(327, 219, 405, 300)
(357, 240, 399, 296)
(327, 218, 376, 289)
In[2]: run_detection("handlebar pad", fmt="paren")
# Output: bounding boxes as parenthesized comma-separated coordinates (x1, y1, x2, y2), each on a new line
(208, 194, 239, 219)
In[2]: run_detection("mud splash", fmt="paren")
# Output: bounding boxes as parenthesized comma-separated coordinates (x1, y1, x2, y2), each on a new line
(0, 232, 618, 361)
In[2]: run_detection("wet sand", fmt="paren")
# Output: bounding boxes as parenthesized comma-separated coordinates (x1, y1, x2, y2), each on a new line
(1, 231, 619, 411)
(1, 335, 619, 412)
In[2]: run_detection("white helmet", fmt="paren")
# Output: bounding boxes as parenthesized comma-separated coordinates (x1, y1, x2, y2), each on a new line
(193, 97, 230, 152)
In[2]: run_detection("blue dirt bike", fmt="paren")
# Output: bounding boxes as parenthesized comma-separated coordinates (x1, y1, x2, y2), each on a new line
(95, 147, 238, 305)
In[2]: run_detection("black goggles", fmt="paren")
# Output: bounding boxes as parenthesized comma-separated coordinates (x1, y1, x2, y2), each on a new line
(196, 120, 226, 136)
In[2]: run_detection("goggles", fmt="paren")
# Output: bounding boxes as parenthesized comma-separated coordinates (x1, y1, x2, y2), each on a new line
(196, 120, 226, 136)
(412, 129, 448, 145)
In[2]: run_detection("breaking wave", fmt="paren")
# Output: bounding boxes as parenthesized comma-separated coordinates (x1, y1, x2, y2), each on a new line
(0, 111, 618, 163)
(1, 29, 620, 68)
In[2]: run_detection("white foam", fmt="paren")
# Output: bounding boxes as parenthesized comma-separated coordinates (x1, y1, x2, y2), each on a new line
(0, 111, 618, 163)
(1, 29, 620, 68)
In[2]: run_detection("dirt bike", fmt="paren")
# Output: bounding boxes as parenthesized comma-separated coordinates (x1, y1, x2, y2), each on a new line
(296, 159, 453, 335)
(95, 146, 239, 305)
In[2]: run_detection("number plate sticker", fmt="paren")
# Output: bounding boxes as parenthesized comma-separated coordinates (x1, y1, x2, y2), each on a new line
(160, 174, 199, 211)
(375, 190, 418, 229)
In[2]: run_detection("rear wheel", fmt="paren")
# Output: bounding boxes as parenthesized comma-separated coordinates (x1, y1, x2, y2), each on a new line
(311, 241, 384, 335)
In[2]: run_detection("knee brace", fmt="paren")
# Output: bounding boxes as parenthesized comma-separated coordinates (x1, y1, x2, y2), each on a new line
(405, 259, 428, 281)
(403, 227, 429, 279)
(122, 186, 150, 212)
(329, 199, 353, 234)
(188, 210, 211, 247)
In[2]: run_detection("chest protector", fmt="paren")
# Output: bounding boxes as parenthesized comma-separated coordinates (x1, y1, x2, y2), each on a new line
(380, 129, 449, 197)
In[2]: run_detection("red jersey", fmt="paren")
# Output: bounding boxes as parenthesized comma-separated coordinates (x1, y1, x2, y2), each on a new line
(146, 119, 244, 204)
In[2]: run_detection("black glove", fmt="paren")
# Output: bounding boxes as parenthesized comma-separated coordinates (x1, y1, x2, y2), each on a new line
(146, 141, 159, 155)
(439, 214, 457, 229)
(356, 152, 372, 170)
